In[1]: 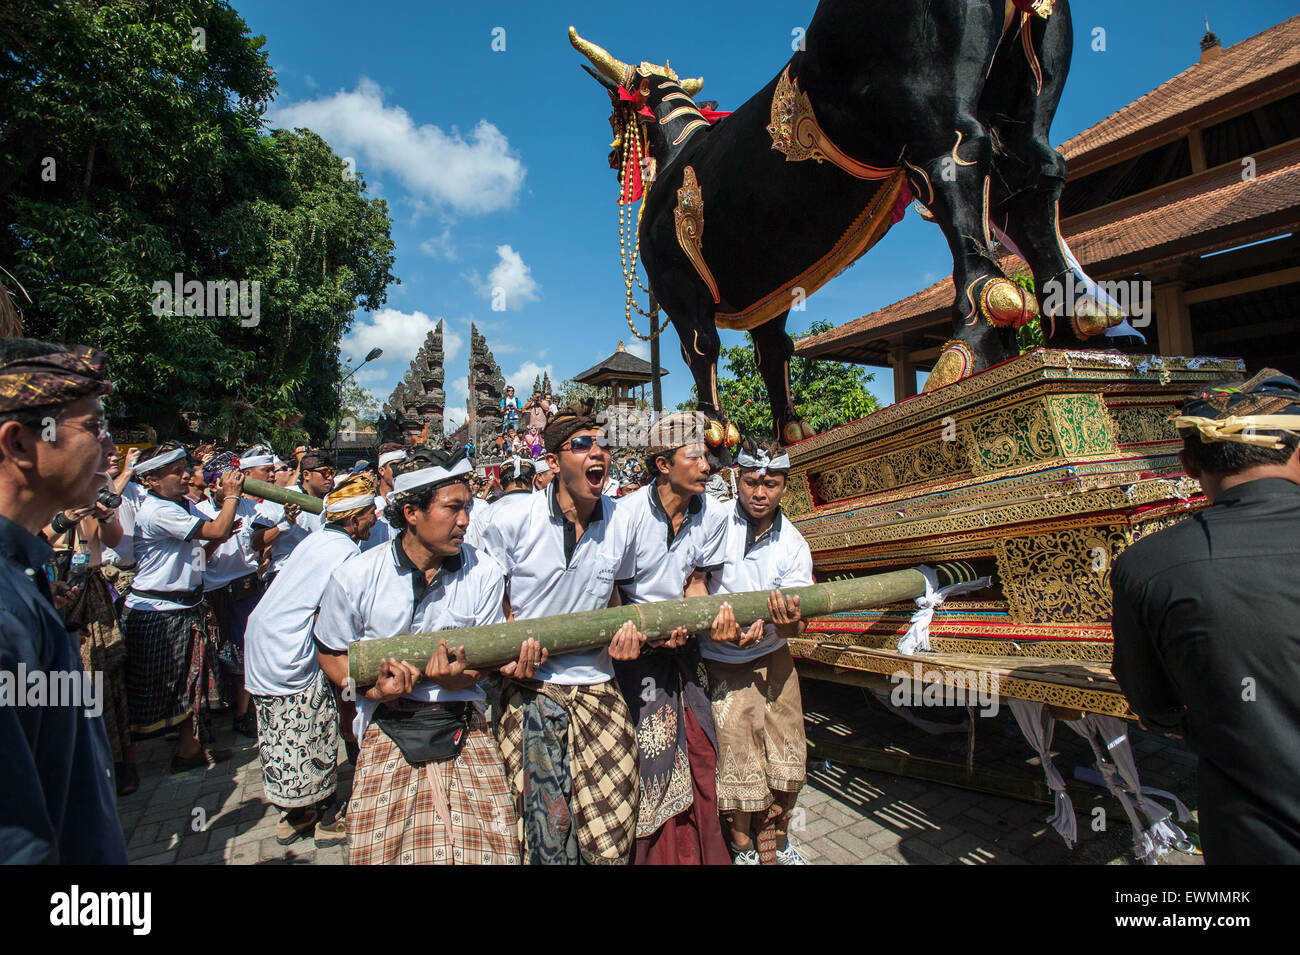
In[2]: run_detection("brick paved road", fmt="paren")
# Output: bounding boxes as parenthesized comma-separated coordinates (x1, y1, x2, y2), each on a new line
(116, 678, 1202, 865)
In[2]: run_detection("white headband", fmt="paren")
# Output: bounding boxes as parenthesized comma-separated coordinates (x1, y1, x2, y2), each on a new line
(534, 457, 551, 474)
(391, 458, 473, 495)
(135, 446, 187, 474)
(736, 449, 791, 474)
(325, 493, 376, 515)
(378, 450, 408, 468)
(240, 454, 275, 469)
(511, 455, 524, 479)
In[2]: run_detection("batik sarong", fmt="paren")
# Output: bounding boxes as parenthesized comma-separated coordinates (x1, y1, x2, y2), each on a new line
(254, 669, 339, 809)
(69, 569, 132, 763)
(706, 643, 808, 813)
(613, 638, 729, 862)
(122, 602, 222, 736)
(497, 678, 639, 865)
(347, 709, 519, 865)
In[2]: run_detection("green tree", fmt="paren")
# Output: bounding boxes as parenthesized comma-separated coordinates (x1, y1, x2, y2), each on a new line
(0, 0, 396, 448)
(680, 321, 880, 438)
(339, 376, 380, 431)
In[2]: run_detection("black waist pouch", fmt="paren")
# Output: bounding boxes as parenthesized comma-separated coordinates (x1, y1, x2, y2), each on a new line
(373, 701, 472, 766)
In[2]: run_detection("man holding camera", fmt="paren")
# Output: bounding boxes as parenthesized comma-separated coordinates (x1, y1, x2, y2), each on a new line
(0, 337, 126, 863)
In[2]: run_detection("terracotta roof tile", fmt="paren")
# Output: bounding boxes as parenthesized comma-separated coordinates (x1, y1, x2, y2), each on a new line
(1059, 16, 1300, 165)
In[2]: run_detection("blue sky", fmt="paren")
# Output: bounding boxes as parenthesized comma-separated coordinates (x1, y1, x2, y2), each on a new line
(240, 0, 1297, 427)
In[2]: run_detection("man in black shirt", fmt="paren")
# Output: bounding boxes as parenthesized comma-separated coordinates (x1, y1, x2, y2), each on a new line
(1111, 368, 1300, 864)
(0, 338, 127, 863)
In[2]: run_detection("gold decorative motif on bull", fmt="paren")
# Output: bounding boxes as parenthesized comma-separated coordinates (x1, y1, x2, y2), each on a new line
(979, 277, 1040, 329)
(673, 165, 721, 305)
(766, 67, 897, 180)
(923, 340, 975, 393)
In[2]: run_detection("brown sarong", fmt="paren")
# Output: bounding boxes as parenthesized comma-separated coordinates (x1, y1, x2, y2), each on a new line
(706, 643, 807, 813)
(498, 679, 639, 865)
(347, 709, 519, 865)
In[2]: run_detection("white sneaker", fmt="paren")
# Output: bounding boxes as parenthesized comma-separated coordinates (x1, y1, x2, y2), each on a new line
(776, 841, 809, 865)
(733, 847, 760, 865)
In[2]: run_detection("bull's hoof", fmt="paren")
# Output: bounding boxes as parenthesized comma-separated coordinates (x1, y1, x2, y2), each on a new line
(923, 340, 975, 393)
(782, 419, 816, 444)
(1070, 295, 1126, 340)
(979, 278, 1039, 329)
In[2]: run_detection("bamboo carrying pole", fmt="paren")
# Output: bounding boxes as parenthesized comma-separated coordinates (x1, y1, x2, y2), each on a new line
(241, 476, 324, 514)
(348, 562, 981, 685)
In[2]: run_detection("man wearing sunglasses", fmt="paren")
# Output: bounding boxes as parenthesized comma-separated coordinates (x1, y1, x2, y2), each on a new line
(251, 448, 332, 581)
(612, 411, 732, 865)
(479, 399, 647, 864)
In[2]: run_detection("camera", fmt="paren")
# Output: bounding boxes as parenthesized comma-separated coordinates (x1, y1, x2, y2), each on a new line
(97, 487, 123, 510)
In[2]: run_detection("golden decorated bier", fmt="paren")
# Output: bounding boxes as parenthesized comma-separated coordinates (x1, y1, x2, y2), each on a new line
(784, 347, 1245, 719)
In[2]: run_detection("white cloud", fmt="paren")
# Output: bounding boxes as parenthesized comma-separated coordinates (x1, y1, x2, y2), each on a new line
(268, 78, 525, 215)
(506, 360, 555, 399)
(444, 377, 470, 432)
(344, 308, 443, 367)
(468, 245, 540, 311)
(441, 323, 464, 366)
(625, 340, 650, 361)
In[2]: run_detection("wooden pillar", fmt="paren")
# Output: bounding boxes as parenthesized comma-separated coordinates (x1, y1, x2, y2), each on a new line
(890, 351, 917, 404)
(1153, 281, 1194, 357)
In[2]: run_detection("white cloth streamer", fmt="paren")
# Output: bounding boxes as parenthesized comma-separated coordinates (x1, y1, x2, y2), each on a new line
(1009, 699, 1078, 848)
(896, 565, 991, 655)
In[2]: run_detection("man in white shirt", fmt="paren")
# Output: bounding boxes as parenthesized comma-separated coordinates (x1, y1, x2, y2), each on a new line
(244, 472, 378, 847)
(702, 438, 811, 865)
(614, 411, 732, 865)
(359, 443, 406, 553)
(479, 400, 647, 864)
(314, 451, 545, 865)
(532, 455, 554, 491)
(120, 442, 245, 773)
(194, 451, 265, 738)
(250, 447, 332, 581)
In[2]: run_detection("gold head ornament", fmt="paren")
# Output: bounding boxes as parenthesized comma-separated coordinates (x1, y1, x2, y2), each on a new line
(569, 26, 703, 96)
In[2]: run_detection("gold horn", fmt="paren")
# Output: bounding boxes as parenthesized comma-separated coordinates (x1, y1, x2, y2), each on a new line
(569, 26, 631, 86)
(681, 77, 704, 96)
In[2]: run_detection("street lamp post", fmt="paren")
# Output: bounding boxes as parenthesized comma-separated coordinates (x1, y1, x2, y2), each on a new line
(334, 346, 383, 462)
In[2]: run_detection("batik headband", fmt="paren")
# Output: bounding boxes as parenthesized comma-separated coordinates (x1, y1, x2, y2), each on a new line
(325, 493, 376, 514)
(736, 449, 791, 474)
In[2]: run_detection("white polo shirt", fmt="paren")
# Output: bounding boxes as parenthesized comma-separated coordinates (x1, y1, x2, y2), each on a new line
(616, 483, 729, 605)
(100, 481, 147, 567)
(251, 486, 324, 573)
(313, 537, 506, 739)
(244, 524, 361, 697)
(478, 483, 635, 685)
(124, 492, 204, 612)
(701, 502, 815, 664)
(194, 496, 261, 589)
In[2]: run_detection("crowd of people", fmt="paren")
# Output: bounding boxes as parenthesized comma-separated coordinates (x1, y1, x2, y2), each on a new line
(2, 336, 818, 865)
(4, 333, 1300, 867)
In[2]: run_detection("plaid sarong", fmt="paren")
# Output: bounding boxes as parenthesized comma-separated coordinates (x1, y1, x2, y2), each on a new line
(498, 679, 639, 865)
(255, 669, 340, 809)
(122, 602, 222, 736)
(706, 643, 807, 814)
(347, 709, 519, 865)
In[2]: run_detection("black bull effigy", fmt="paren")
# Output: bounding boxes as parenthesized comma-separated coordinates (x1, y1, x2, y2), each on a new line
(571, 0, 1142, 447)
